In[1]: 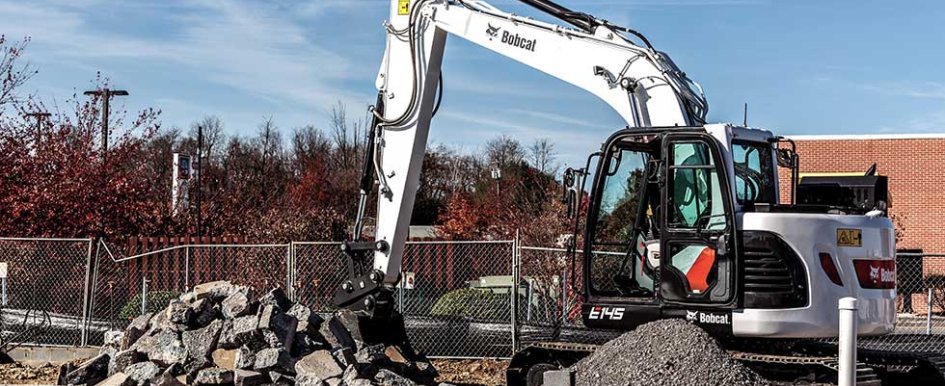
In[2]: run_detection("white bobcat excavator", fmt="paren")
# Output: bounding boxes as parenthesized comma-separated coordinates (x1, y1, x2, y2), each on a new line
(332, 0, 944, 384)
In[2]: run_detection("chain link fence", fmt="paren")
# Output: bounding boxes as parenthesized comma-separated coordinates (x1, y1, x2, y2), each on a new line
(87, 240, 291, 346)
(8, 236, 945, 359)
(857, 253, 945, 353)
(0, 238, 92, 347)
(293, 240, 516, 358)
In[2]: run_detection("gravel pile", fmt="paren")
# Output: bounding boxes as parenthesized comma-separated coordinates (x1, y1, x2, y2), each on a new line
(57, 281, 439, 386)
(571, 319, 769, 386)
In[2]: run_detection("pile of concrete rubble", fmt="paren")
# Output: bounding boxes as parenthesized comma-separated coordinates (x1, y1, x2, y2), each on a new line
(58, 281, 439, 386)
(570, 319, 769, 386)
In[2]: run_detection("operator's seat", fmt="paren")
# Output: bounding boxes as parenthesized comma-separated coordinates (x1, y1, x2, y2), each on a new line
(642, 241, 717, 293)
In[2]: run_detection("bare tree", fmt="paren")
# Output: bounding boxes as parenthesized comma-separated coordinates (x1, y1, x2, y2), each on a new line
(485, 135, 525, 169)
(528, 137, 558, 175)
(0, 35, 37, 113)
(329, 102, 368, 169)
(190, 115, 225, 159)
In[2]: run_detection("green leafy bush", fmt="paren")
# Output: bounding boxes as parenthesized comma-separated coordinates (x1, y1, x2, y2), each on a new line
(118, 291, 181, 320)
(431, 288, 516, 320)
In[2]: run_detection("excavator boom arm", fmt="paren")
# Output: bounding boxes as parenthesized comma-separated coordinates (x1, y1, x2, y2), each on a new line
(335, 0, 707, 316)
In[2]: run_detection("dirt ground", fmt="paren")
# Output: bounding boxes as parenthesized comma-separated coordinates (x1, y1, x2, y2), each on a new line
(0, 362, 60, 385)
(433, 358, 508, 386)
(0, 358, 508, 386)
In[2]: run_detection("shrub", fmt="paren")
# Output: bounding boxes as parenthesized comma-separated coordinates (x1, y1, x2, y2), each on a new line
(431, 288, 516, 321)
(118, 291, 180, 320)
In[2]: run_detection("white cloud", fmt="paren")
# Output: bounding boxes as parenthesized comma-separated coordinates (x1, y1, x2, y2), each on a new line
(860, 81, 945, 100)
(0, 0, 373, 117)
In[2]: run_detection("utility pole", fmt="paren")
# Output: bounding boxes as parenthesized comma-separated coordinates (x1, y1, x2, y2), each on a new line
(25, 111, 51, 149)
(83, 88, 128, 238)
(83, 88, 129, 166)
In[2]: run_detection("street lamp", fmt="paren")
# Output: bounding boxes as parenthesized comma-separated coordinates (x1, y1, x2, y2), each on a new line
(83, 88, 129, 165)
(83, 88, 128, 238)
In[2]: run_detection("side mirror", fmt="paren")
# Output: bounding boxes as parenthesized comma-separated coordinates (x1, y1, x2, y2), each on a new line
(776, 148, 796, 168)
(562, 168, 577, 218)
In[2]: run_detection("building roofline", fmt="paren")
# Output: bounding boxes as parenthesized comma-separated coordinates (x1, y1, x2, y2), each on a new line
(788, 133, 945, 141)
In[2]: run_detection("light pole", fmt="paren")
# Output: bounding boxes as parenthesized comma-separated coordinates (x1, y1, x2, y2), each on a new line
(83, 88, 128, 237)
(83, 88, 129, 166)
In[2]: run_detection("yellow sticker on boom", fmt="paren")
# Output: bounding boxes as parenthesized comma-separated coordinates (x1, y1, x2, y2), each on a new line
(837, 228, 862, 247)
(398, 0, 410, 15)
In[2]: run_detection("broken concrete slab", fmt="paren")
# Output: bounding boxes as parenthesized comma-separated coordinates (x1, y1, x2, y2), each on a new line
(189, 298, 218, 327)
(258, 288, 292, 312)
(253, 348, 294, 372)
(211, 348, 237, 369)
(355, 344, 386, 365)
(235, 345, 256, 370)
(374, 368, 418, 386)
(135, 329, 187, 366)
(94, 372, 128, 386)
(318, 316, 355, 350)
(222, 290, 254, 319)
(61, 353, 110, 386)
(108, 348, 143, 376)
(217, 318, 238, 349)
(194, 367, 235, 385)
(182, 319, 222, 362)
(385, 346, 408, 365)
(233, 369, 267, 386)
(259, 304, 298, 349)
(295, 350, 343, 381)
(232, 314, 264, 349)
(332, 347, 357, 368)
(101, 330, 124, 356)
(124, 361, 161, 386)
(165, 299, 193, 325)
(152, 372, 186, 386)
(287, 303, 323, 335)
(192, 281, 233, 302)
(122, 312, 153, 349)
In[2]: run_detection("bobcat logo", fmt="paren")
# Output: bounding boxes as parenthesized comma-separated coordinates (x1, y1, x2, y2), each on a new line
(486, 23, 500, 40)
(686, 311, 699, 322)
(869, 265, 880, 281)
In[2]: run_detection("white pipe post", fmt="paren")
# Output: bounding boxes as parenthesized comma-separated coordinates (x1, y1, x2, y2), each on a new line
(839, 297, 858, 386)
(928, 288, 934, 335)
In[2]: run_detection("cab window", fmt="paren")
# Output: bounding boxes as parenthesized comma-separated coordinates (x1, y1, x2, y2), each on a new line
(732, 141, 776, 204)
(668, 141, 727, 231)
(589, 147, 652, 295)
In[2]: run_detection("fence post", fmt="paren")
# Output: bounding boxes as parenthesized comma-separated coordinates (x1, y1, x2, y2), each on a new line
(561, 268, 568, 325)
(511, 232, 520, 355)
(80, 238, 95, 347)
(928, 288, 934, 335)
(398, 271, 405, 314)
(838, 297, 858, 386)
(286, 244, 293, 301)
(141, 277, 149, 316)
(185, 246, 191, 291)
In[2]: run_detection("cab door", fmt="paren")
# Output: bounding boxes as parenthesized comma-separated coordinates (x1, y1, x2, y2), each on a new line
(659, 134, 737, 306)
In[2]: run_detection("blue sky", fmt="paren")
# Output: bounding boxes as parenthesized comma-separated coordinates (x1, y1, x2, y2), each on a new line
(3, 0, 944, 168)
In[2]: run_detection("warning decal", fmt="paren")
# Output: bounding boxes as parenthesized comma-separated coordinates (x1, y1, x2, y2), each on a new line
(837, 228, 862, 247)
(398, 0, 410, 15)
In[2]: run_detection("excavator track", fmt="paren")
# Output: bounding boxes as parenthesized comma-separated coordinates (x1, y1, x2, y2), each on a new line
(730, 351, 882, 386)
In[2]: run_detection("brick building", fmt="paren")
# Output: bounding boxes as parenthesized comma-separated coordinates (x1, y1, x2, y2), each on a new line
(777, 134, 945, 254)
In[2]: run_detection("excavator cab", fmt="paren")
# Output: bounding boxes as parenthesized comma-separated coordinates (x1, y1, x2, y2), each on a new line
(576, 127, 739, 331)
